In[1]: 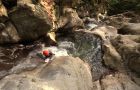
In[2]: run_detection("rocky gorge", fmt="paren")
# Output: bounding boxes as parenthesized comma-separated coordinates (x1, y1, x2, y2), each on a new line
(0, 0, 140, 90)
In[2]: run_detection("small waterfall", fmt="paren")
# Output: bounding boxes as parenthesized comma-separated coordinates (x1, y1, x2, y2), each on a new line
(0, 28, 108, 80)
(57, 31, 108, 80)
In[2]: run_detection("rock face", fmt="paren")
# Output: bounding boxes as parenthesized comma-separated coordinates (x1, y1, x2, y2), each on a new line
(92, 26, 123, 70)
(0, 56, 93, 90)
(92, 25, 140, 86)
(0, 43, 41, 72)
(0, 0, 52, 43)
(0, 22, 20, 44)
(57, 7, 84, 31)
(0, 0, 20, 44)
(9, 2, 52, 41)
(102, 12, 140, 80)
(105, 11, 140, 29)
(118, 23, 140, 35)
(54, 0, 94, 18)
(99, 73, 140, 90)
(111, 35, 140, 73)
(0, 0, 87, 43)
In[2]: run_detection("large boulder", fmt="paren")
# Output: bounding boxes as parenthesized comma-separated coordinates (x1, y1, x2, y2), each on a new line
(111, 35, 140, 74)
(93, 73, 140, 90)
(0, 56, 93, 90)
(8, 2, 52, 41)
(92, 26, 124, 70)
(57, 7, 84, 32)
(92, 25, 140, 75)
(92, 25, 140, 87)
(0, 22, 20, 44)
(100, 73, 140, 90)
(0, 1, 20, 44)
(105, 12, 140, 29)
(0, 0, 53, 43)
(118, 23, 140, 35)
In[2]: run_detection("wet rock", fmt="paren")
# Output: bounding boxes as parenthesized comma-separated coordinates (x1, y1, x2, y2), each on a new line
(43, 46, 69, 56)
(8, 3, 52, 41)
(105, 11, 140, 29)
(103, 43, 123, 70)
(54, 0, 101, 18)
(120, 35, 140, 43)
(0, 1, 19, 44)
(111, 35, 140, 74)
(92, 26, 124, 70)
(0, 21, 20, 44)
(0, 0, 54, 43)
(92, 25, 140, 87)
(129, 56, 140, 74)
(92, 26, 118, 40)
(17, 0, 33, 5)
(118, 23, 140, 35)
(0, 43, 42, 78)
(57, 8, 84, 31)
(39, 56, 93, 90)
(57, 30, 108, 81)
(92, 25, 140, 74)
(101, 73, 140, 90)
(83, 17, 98, 30)
(92, 73, 140, 90)
(0, 56, 93, 90)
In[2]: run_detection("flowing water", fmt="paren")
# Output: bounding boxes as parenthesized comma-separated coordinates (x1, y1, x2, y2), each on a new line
(0, 22, 108, 80)
(0, 43, 42, 78)
(57, 30, 108, 80)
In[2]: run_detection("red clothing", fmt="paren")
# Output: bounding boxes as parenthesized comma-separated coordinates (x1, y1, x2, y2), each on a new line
(43, 50, 50, 57)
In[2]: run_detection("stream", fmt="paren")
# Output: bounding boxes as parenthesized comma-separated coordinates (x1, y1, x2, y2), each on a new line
(0, 23, 108, 80)
(0, 31, 108, 80)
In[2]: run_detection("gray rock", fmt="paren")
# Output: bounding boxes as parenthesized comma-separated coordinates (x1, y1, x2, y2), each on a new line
(57, 8, 84, 31)
(111, 35, 140, 74)
(91, 26, 123, 70)
(93, 25, 140, 88)
(9, 3, 52, 41)
(101, 73, 140, 90)
(39, 56, 93, 90)
(0, 21, 20, 44)
(118, 23, 140, 35)
(0, 1, 20, 44)
(0, 56, 93, 90)
(93, 25, 140, 75)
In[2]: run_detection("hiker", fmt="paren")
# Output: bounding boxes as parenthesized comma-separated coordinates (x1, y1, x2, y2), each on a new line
(36, 50, 54, 63)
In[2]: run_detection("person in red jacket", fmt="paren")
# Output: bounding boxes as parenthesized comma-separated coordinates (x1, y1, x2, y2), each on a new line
(43, 50, 54, 62)
(36, 50, 54, 63)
